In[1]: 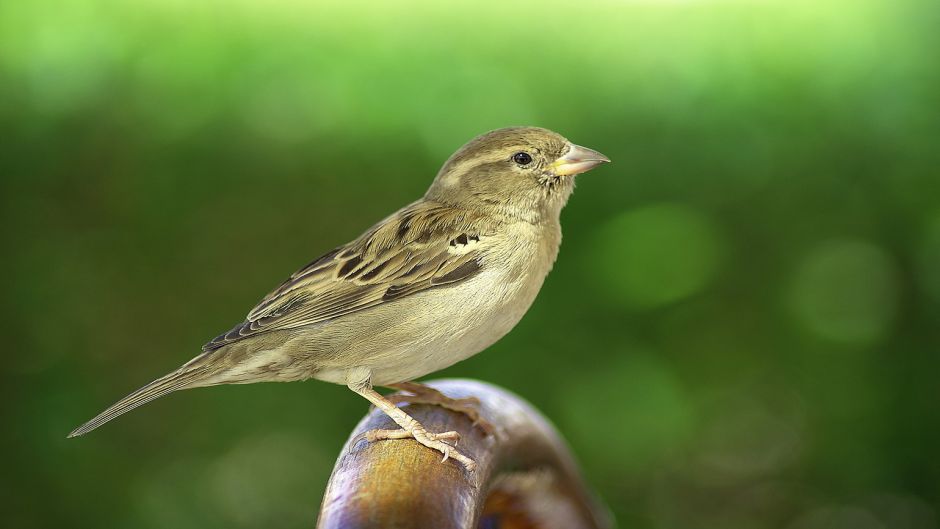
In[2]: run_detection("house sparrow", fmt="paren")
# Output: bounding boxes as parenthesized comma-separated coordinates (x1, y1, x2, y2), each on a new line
(69, 126, 609, 471)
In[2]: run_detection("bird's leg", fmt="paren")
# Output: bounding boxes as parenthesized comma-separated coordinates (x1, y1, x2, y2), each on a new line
(385, 381, 496, 437)
(349, 382, 477, 472)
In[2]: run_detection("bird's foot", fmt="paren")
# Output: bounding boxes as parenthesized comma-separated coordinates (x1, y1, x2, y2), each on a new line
(387, 382, 496, 437)
(360, 426, 476, 472)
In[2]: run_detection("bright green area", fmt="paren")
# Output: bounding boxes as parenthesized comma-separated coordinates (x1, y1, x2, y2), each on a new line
(2, 0, 939, 527)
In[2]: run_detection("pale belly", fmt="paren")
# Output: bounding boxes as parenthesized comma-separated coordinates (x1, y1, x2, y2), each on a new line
(306, 226, 559, 387)
(309, 264, 544, 386)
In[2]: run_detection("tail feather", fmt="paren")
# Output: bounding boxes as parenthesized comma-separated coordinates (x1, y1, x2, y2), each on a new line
(67, 366, 208, 438)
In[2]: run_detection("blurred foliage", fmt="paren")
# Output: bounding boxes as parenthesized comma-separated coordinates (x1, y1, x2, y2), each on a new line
(2, 0, 939, 527)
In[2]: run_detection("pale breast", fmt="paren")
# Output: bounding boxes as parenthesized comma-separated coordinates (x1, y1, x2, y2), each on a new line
(310, 220, 561, 386)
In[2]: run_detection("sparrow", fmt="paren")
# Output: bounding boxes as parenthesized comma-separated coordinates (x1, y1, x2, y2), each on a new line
(68, 126, 610, 471)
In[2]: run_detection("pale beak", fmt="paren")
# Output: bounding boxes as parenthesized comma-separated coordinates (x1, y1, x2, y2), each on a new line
(548, 144, 611, 176)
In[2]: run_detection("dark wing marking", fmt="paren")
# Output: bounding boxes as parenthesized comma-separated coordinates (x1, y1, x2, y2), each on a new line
(202, 201, 491, 351)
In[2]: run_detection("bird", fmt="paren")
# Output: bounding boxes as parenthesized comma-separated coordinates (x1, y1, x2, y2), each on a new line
(68, 126, 609, 471)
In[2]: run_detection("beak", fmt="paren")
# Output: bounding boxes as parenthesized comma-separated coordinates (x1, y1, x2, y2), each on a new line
(548, 143, 611, 176)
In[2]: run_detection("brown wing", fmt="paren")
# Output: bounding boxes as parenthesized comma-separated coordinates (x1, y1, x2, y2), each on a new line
(202, 201, 491, 351)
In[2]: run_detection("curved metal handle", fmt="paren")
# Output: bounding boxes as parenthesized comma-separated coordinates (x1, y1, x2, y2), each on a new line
(316, 379, 613, 529)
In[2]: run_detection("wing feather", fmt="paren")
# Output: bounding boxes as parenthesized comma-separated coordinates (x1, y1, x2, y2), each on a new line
(203, 201, 494, 351)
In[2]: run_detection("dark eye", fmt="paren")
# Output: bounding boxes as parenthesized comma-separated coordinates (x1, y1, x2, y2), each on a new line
(512, 152, 533, 166)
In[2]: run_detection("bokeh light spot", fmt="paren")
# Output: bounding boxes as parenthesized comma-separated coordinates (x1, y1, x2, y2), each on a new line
(865, 493, 937, 529)
(693, 394, 803, 483)
(788, 506, 885, 529)
(560, 352, 692, 473)
(134, 458, 213, 529)
(209, 433, 328, 527)
(788, 239, 899, 345)
(589, 203, 724, 309)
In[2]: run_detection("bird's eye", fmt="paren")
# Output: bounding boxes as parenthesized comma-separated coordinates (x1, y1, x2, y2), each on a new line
(512, 152, 533, 166)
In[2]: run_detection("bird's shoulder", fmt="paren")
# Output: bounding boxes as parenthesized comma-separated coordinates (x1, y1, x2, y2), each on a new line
(202, 200, 505, 351)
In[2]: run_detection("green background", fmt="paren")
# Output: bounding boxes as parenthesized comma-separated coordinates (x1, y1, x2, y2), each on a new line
(3, 0, 939, 527)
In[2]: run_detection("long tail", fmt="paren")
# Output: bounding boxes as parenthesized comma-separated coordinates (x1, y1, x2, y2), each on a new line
(67, 365, 210, 438)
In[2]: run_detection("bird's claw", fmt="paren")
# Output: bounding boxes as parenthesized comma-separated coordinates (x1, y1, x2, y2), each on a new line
(357, 427, 474, 471)
(387, 388, 495, 437)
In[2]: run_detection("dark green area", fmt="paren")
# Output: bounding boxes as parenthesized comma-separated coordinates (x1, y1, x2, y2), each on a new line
(2, 0, 939, 527)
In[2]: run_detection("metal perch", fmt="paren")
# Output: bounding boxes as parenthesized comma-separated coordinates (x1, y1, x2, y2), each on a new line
(317, 379, 613, 529)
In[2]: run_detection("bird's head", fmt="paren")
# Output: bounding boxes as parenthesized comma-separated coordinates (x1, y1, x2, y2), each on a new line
(425, 127, 610, 223)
